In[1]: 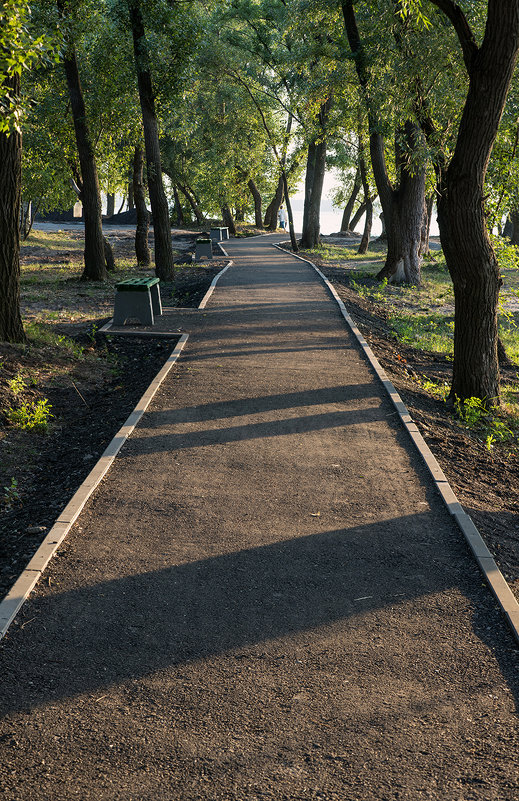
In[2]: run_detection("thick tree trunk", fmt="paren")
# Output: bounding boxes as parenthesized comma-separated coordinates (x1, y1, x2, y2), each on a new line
(432, 0, 519, 404)
(300, 99, 331, 249)
(341, 166, 362, 231)
(57, 8, 107, 282)
(222, 205, 237, 236)
(343, 4, 425, 285)
(248, 178, 263, 228)
(0, 76, 25, 343)
(128, 0, 174, 280)
(133, 144, 151, 266)
(173, 186, 184, 227)
(264, 173, 284, 230)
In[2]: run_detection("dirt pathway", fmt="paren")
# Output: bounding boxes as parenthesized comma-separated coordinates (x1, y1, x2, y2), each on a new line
(1, 235, 518, 800)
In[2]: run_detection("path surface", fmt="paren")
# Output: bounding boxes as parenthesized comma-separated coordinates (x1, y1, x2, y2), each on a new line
(1, 235, 518, 800)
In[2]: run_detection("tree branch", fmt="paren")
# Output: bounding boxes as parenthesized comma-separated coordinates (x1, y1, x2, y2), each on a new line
(427, 0, 478, 71)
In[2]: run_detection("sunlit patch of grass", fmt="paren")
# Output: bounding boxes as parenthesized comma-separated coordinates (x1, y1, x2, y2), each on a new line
(389, 312, 455, 357)
(24, 322, 86, 359)
(305, 243, 383, 264)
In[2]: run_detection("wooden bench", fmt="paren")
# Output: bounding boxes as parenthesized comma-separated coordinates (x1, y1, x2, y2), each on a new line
(113, 276, 162, 326)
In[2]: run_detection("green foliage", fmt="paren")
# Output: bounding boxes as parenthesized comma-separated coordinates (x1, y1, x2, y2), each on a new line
(454, 396, 514, 452)
(6, 398, 53, 433)
(7, 372, 26, 395)
(25, 323, 85, 359)
(0, 0, 57, 133)
(389, 312, 454, 356)
(2, 477, 21, 510)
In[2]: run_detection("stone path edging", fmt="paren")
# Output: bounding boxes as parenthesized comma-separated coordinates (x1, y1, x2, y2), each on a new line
(273, 244, 519, 645)
(0, 334, 189, 641)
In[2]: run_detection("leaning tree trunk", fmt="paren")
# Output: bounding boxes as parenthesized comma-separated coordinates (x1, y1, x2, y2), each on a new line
(433, 0, 519, 405)
(57, 4, 107, 282)
(350, 199, 368, 232)
(0, 76, 25, 343)
(222, 205, 237, 236)
(133, 143, 151, 266)
(341, 166, 362, 231)
(128, 0, 174, 280)
(264, 173, 284, 230)
(178, 185, 204, 225)
(248, 178, 263, 228)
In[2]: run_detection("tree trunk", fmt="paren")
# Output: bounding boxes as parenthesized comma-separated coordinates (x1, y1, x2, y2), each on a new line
(374, 123, 426, 285)
(0, 75, 25, 343)
(341, 166, 362, 231)
(128, 180, 134, 210)
(503, 215, 513, 238)
(432, 0, 519, 404)
(128, 0, 174, 280)
(300, 99, 331, 249)
(282, 171, 298, 253)
(117, 195, 126, 214)
(133, 143, 151, 266)
(264, 173, 284, 230)
(222, 205, 237, 236)
(57, 2, 107, 282)
(357, 149, 372, 254)
(420, 194, 435, 256)
(178, 184, 204, 225)
(106, 192, 115, 218)
(248, 178, 263, 228)
(510, 208, 519, 245)
(173, 186, 184, 226)
(103, 238, 115, 271)
(350, 200, 367, 232)
(343, 4, 425, 285)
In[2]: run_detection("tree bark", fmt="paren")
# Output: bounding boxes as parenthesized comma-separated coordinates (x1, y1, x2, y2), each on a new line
(350, 200, 367, 232)
(431, 0, 519, 404)
(133, 143, 151, 266)
(300, 98, 331, 249)
(264, 173, 284, 230)
(282, 171, 298, 253)
(106, 192, 115, 218)
(0, 75, 25, 343)
(128, 0, 174, 280)
(343, 3, 425, 285)
(420, 194, 435, 256)
(510, 208, 519, 245)
(178, 184, 204, 225)
(57, 1, 107, 281)
(341, 166, 362, 231)
(173, 186, 184, 226)
(222, 205, 237, 236)
(248, 178, 263, 228)
(357, 149, 372, 254)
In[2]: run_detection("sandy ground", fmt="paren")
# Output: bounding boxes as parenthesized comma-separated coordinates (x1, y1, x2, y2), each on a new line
(0, 235, 518, 800)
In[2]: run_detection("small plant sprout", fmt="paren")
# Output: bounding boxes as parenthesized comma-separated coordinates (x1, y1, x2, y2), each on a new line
(6, 398, 53, 433)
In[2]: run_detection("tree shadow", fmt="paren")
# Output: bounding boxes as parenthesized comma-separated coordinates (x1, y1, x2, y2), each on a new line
(2, 517, 518, 715)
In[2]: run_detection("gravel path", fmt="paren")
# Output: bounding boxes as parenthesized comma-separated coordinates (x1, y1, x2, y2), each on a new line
(1, 234, 518, 800)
